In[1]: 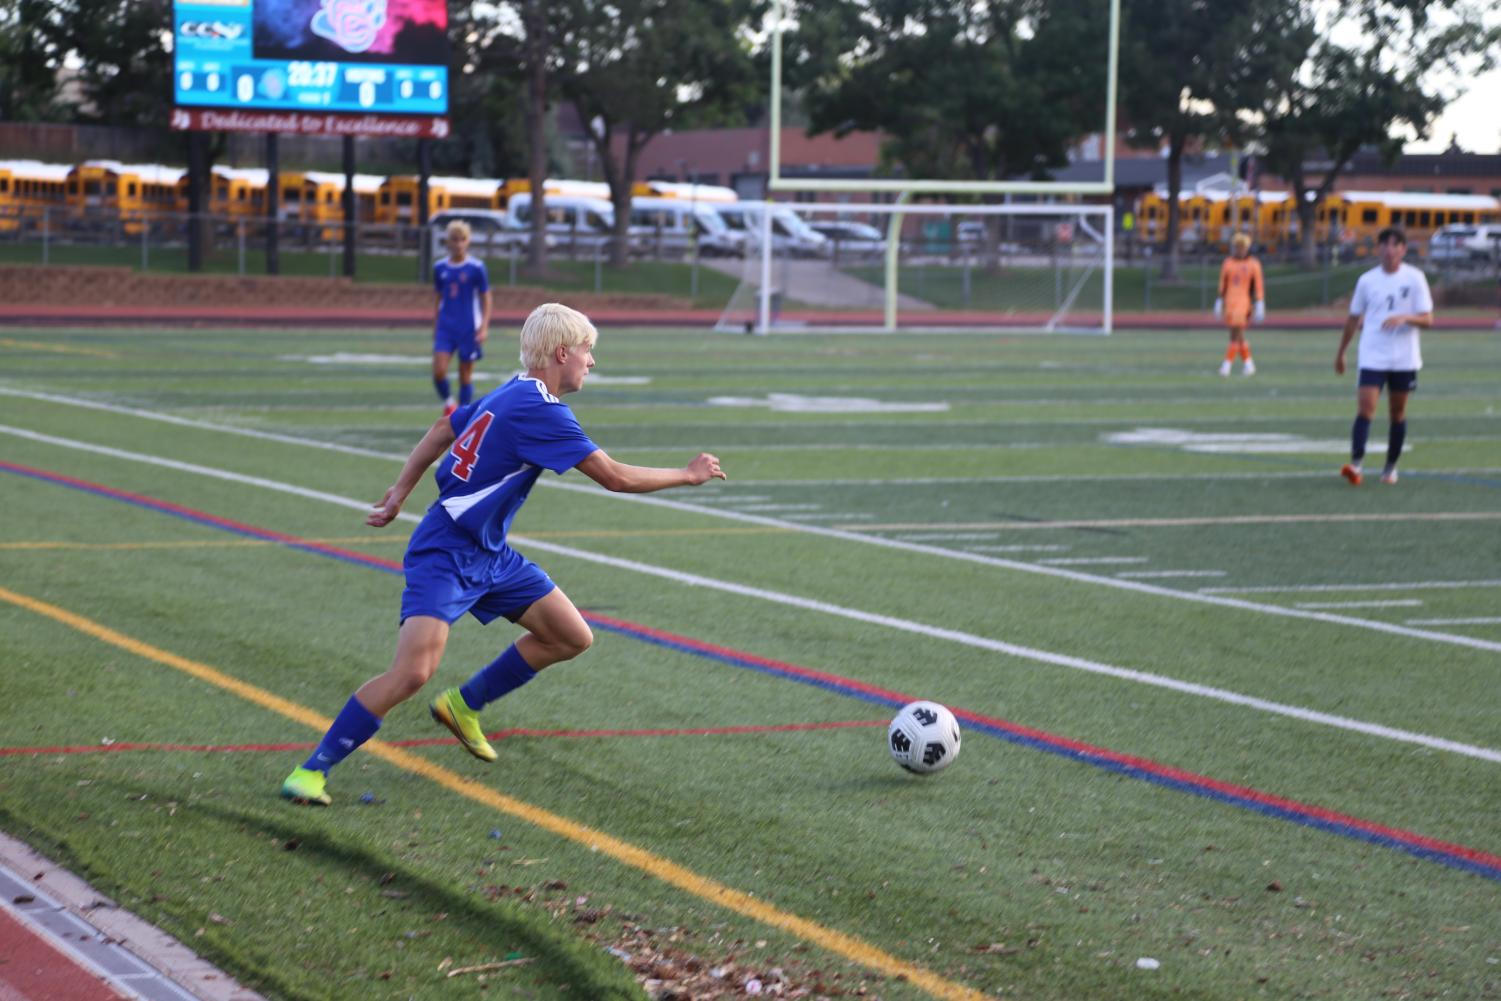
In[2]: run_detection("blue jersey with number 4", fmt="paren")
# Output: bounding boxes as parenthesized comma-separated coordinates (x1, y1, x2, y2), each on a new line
(418, 375, 598, 552)
(433, 258, 489, 335)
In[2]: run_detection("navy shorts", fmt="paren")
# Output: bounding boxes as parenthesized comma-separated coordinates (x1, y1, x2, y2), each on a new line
(1358, 369, 1418, 393)
(434, 326, 483, 362)
(400, 536, 555, 626)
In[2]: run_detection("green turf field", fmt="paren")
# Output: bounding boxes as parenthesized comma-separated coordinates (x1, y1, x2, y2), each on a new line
(0, 323, 1498, 1000)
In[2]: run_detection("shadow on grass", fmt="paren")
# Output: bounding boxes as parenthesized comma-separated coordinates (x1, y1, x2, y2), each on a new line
(0, 794, 646, 1001)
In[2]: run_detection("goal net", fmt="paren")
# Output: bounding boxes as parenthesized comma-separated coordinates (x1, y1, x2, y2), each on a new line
(714, 201, 1114, 335)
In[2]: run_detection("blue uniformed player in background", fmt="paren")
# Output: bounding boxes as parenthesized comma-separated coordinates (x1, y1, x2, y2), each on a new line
(281, 302, 726, 805)
(432, 220, 493, 416)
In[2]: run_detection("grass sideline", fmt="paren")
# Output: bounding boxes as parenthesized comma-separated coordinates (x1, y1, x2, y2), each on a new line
(0, 324, 1499, 1000)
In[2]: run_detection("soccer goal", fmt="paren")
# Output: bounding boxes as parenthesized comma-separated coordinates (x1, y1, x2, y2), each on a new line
(714, 200, 1115, 335)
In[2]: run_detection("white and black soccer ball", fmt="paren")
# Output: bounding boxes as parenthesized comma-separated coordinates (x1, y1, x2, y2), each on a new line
(888, 700, 961, 774)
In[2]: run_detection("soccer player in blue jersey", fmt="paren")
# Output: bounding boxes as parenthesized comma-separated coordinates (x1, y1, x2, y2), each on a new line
(281, 302, 726, 805)
(432, 220, 493, 416)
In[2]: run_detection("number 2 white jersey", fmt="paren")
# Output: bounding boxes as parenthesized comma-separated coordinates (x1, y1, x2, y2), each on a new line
(1348, 262, 1433, 372)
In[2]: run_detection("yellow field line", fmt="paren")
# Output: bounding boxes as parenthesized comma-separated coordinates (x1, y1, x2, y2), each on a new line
(0, 584, 989, 1001)
(0, 338, 117, 358)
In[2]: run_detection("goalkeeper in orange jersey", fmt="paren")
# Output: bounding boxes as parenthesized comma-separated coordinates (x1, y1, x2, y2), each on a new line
(1214, 233, 1265, 376)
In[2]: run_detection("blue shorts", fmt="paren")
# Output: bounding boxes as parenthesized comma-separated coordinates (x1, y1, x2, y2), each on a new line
(1358, 369, 1418, 393)
(434, 326, 483, 362)
(400, 517, 555, 626)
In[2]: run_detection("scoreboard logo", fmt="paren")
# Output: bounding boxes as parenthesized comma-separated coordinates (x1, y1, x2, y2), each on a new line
(310, 0, 387, 55)
(180, 20, 245, 39)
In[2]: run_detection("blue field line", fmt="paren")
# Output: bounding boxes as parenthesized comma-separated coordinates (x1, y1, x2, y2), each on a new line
(6, 458, 1501, 884)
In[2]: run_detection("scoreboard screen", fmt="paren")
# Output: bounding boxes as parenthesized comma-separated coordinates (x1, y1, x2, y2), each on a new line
(172, 0, 449, 116)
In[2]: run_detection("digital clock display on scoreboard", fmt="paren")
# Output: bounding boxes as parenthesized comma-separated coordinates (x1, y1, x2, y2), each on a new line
(172, 0, 449, 116)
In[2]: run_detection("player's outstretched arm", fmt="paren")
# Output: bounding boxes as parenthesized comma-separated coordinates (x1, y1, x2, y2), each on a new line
(574, 449, 725, 494)
(1334, 315, 1360, 375)
(367, 416, 459, 527)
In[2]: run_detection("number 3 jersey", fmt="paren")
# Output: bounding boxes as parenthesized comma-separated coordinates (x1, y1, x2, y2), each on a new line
(413, 375, 599, 554)
(1348, 262, 1433, 372)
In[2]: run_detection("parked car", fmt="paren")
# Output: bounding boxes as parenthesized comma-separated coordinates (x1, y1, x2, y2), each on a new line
(1428, 223, 1501, 263)
(808, 220, 887, 258)
(428, 209, 539, 260)
(714, 201, 830, 258)
(628, 197, 745, 257)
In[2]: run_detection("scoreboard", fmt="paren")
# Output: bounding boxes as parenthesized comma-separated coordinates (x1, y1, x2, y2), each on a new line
(172, 0, 449, 117)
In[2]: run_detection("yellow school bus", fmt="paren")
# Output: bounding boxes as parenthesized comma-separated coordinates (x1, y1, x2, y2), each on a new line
(0, 160, 73, 231)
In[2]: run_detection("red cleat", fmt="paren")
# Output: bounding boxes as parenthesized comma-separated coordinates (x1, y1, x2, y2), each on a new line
(442, 400, 458, 417)
(1340, 463, 1363, 486)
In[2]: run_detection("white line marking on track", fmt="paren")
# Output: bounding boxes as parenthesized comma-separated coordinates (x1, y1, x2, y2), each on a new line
(5, 388, 1501, 658)
(4, 421, 1500, 765)
(1295, 600, 1425, 610)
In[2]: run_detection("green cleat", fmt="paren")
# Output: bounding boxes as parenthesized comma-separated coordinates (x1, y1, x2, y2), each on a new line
(280, 766, 331, 806)
(430, 687, 497, 762)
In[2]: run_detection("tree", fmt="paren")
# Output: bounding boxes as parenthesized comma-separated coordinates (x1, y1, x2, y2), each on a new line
(0, 0, 66, 121)
(784, 0, 1109, 184)
(54, 0, 174, 127)
(557, 0, 759, 267)
(1255, 0, 1501, 265)
(1119, 0, 1309, 280)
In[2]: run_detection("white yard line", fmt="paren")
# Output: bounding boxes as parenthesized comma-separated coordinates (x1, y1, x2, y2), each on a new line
(691, 469, 1501, 487)
(1204, 580, 1501, 595)
(1295, 600, 1426, 610)
(1038, 557, 1149, 566)
(4, 388, 1501, 658)
(1405, 617, 1501, 626)
(847, 512, 1501, 531)
(1118, 570, 1227, 579)
(3, 422, 1500, 767)
(894, 533, 1002, 542)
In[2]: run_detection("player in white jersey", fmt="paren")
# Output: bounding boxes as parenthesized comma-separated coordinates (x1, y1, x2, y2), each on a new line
(1334, 228, 1433, 486)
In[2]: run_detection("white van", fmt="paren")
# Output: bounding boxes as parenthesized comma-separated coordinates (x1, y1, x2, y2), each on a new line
(628, 196, 745, 257)
(714, 201, 830, 258)
(1428, 223, 1501, 263)
(428, 208, 542, 260)
(504, 193, 617, 252)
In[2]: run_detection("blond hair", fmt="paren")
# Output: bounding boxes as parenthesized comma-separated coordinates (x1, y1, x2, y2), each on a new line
(445, 219, 472, 241)
(519, 303, 598, 369)
(1231, 233, 1252, 254)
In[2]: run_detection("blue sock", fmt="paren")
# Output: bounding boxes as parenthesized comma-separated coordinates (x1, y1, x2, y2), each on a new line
(302, 696, 382, 774)
(459, 382, 474, 405)
(1385, 420, 1407, 469)
(459, 645, 537, 711)
(1351, 415, 1371, 464)
(434, 376, 451, 401)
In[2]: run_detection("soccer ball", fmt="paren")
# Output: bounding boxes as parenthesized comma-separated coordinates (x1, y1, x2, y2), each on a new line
(888, 701, 961, 774)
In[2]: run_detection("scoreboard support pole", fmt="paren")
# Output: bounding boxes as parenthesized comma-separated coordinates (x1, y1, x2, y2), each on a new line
(186, 131, 207, 273)
(265, 132, 280, 276)
(342, 135, 356, 279)
(417, 139, 432, 280)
